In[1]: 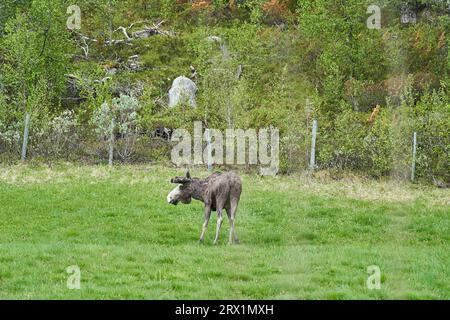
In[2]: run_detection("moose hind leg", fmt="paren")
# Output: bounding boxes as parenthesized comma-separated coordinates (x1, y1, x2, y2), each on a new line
(228, 200, 239, 244)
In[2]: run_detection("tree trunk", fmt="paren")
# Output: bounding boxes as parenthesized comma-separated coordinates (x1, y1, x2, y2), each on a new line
(227, 101, 232, 129)
(21, 112, 31, 161)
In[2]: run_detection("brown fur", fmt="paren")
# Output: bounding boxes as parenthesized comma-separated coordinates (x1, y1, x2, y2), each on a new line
(168, 171, 242, 245)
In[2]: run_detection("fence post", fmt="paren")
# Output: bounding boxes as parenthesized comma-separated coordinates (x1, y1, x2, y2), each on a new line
(205, 128, 212, 172)
(309, 119, 317, 170)
(21, 112, 31, 161)
(108, 117, 115, 166)
(411, 131, 417, 181)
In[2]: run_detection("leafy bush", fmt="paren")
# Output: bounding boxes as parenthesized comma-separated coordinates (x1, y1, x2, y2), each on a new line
(390, 80, 449, 183)
(317, 104, 392, 177)
(0, 119, 21, 155)
(92, 94, 141, 163)
(412, 89, 449, 183)
(31, 110, 79, 160)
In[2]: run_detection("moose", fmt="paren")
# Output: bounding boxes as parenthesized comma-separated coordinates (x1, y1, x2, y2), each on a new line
(167, 171, 242, 245)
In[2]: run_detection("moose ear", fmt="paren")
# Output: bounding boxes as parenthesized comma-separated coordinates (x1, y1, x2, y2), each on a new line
(186, 171, 191, 179)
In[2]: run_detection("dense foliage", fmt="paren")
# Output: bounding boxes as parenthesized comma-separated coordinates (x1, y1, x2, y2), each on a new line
(0, 0, 448, 183)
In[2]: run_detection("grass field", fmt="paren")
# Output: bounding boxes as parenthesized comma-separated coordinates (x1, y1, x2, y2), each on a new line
(0, 164, 449, 299)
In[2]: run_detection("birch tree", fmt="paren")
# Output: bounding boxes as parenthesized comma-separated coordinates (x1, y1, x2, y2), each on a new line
(0, 0, 71, 160)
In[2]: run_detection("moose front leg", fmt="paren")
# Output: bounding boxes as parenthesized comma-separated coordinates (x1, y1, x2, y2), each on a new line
(199, 205, 211, 243)
(213, 208, 223, 245)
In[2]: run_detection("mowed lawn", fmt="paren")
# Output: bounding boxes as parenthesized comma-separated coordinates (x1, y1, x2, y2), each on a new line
(0, 164, 448, 299)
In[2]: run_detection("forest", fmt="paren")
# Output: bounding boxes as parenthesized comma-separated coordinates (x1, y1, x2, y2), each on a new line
(0, 0, 448, 184)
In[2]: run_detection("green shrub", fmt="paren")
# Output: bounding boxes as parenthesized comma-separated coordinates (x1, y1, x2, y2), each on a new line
(317, 104, 393, 177)
(412, 89, 449, 183)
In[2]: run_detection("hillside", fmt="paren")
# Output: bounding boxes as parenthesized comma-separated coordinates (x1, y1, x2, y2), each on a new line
(0, 0, 449, 183)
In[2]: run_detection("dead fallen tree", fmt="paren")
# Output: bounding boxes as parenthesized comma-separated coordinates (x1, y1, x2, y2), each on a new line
(71, 32, 98, 60)
(108, 20, 175, 45)
(70, 20, 174, 59)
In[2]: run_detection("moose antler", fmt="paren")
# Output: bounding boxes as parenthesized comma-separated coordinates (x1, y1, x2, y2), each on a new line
(171, 177, 191, 184)
(170, 170, 192, 184)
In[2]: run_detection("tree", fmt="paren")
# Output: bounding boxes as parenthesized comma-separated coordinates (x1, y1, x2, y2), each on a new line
(92, 94, 141, 165)
(0, 0, 72, 160)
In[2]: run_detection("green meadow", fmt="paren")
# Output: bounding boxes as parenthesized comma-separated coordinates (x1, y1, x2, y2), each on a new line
(0, 164, 448, 299)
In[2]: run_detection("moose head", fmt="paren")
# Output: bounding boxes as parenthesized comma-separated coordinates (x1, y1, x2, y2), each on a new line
(167, 171, 195, 205)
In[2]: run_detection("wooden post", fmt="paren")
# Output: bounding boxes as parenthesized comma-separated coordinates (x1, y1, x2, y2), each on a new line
(21, 112, 31, 161)
(309, 119, 317, 170)
(205, 128, 212, 171)
(108, 117, 115, 166)
(411, 132, 417, 181)
(306, 98, 312, 129)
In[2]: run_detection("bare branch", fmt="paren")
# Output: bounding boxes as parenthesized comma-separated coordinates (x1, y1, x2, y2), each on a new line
(114, 26, 132, 41)
(70, 31, 98, 60)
